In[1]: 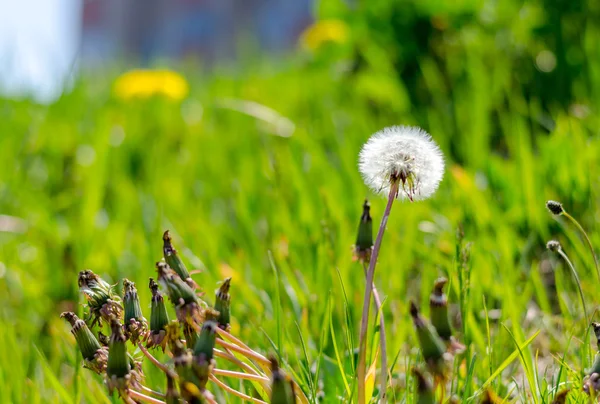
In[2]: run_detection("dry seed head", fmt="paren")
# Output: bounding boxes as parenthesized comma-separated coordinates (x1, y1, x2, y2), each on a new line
(359, 126, 444, 201)
(546, 200, 564, 215)
(546, 240, 561, 252)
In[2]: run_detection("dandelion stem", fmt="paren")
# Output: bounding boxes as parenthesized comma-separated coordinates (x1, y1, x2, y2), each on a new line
(363, 262, 388, 404)
(358, 181, 398, 404)
(213, 368, 270, 383)
(129, 390, 166, 404)
(209, 375, 268, 403)
(215, 339, 271, 367)
(137, 343, 177, 379)
(556, 248, 589, 325)
(203, 390, 218, 404)
(214, 348, 265, 378)
(139, 385, 166, 398)
(562, 211, 600, 283)
(215, 328, 265, 359)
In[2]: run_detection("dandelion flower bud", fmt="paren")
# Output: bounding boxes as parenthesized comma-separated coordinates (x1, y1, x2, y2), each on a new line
(409, 301, 447, 377)
(78, 269, 122, 326)
(353, 199, 373, 263)
(592, 322, 600, 351)
(412, 368, 435, 404)
(359, 126, 444, 201)
(122, 279, 147, 344)
(106, 318, 131, 393)
(546, 200, 564, 215)
(429, 278, 452, 341)
(270, 356, 295, 404)
(163, 230, 192, 281)
(214, 278, 231, 330)
(147, 278, 169, 350)
(191, 321, 217, 390)
(156, 261, 198, 306)
(61, 312, 107, 374)
(546, 240, 561, 252)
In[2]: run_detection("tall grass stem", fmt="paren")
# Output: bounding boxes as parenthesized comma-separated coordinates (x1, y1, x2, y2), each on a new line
(563, 211, 600, 283)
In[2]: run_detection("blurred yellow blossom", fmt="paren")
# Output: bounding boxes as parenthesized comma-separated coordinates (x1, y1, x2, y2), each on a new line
(113, 69, 189, 101)
(300, 19, 349, 51)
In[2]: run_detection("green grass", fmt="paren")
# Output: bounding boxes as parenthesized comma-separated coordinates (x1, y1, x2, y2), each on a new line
(2, 11, 600, 401)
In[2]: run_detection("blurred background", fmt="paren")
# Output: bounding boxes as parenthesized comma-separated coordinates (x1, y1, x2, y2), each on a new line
(2, 0, 600, 401)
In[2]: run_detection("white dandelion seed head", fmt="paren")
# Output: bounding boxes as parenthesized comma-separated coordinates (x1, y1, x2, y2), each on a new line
(358, 126, 445, 201)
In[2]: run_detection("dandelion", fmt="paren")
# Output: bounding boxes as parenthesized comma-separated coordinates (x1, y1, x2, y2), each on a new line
(356, 125, 444, 404)
(300, 19, 349, 51)
(409, 301, 447, 378)
(61, 312, 108, 374)
(113, 69, 189, 101)
(270, 356, 296, 404)
(147, 278, 169, 351)
(122, 279, 147, 345)
(191, 321, 217, 391)
(359, 126, 444, 202)
(412, 368, 435, 404)
(213, 278, 232, 330)
(163, 230, 192, 284)
(106, 318, 132, 393)
(78, 269, 122, 327)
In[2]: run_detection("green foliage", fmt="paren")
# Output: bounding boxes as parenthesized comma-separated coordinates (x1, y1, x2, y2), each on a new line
(1, 2, 600, 401)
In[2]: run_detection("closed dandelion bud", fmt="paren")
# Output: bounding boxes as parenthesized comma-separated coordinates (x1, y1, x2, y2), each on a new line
(409, 301, 447, 376)
(156, 261, 198, 306)
(157, 261, 204, 340)
(192, 321, 217, 390)
(592, 322, 600, 351)
(214, 278, 231, 330)
(546, 200, 564, 216)
(412, 368, 435, 404)
(147, 278, 169, 350)
(353, 199, 373, 262)
(270, 357, 296, 404)
(106, 318, 131, 393)
(123, 279, 147, 344)
(193, 321, 217, 362)
(429, 278, 452, 341)
(163, 230, 191, 281)
(78, 269, 122, 326)
(61, 312, 107, 374)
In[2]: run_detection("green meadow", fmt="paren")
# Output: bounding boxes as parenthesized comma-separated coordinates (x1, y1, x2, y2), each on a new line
(1, 1, 600, 402)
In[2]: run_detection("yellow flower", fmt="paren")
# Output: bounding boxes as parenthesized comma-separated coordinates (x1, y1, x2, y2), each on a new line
(113, 69, 189, 101)
(300, 19, 349, 51)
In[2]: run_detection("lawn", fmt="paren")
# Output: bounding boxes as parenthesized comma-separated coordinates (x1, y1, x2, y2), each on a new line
(1, 3, 600, 402)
